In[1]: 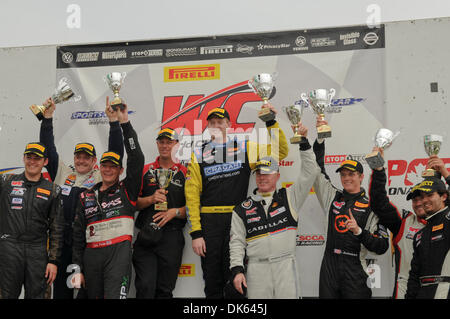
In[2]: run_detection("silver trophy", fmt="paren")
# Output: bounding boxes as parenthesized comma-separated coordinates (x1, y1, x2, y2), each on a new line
(365, 128, 399, 169)
(30, 78, 75, 121)
(248, 73, 276, 122)
(422, 134, 443, 177)
(301, 88, 336, 139)
(105, 72, 127, 111)
(154, 168, 176, 211)
(282, 102, 307, 144)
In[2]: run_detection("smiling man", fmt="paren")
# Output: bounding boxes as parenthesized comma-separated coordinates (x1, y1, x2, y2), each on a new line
(229, 122, 320, 299)
(185, 105, 288, 298)
(71, 104, 144, 299)
(39, 96, 124, 299)
(406, 177, 450, 299)
(309, 119, 389, 299)
(0, 142, 64, 299)
(132, 128, 187, 299)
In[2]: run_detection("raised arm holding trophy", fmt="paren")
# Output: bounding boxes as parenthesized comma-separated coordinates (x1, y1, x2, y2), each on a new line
(30, 78, 75, 121)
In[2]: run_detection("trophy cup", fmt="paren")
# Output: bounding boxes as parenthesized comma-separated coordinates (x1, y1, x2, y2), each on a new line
(105, 72, 127, 111)
(29, 78, 75, 121)
(282, 102, 307, 144)
(365, 128, 399, 169)
(301, 88, 336, 139)
(422, 134, 443, 177)
(154, 168, 175, 211)
(248, 73, 276, 122)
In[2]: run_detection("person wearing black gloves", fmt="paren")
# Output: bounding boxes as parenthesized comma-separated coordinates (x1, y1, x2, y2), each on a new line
(132, 128, 187, 299)
(39, 96, 123, 299)
(310, 119, 389, 299)
(406, 178, 450, 299)
(229, 122, 320, 298)
(0, 142, 64, 298)
(71, 105, 144, 299)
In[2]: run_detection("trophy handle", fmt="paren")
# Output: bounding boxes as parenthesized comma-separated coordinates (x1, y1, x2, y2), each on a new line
(121, 72, 127, 80)
(328, 88, 336, 105)
(300, 93, 309, 105)
(247, 80, 256, 93)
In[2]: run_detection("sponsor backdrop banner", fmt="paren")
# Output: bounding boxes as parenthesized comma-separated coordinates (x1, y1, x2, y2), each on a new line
(51, 24, 389, 297)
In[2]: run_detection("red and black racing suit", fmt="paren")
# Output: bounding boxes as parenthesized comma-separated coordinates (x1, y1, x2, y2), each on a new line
(72, 121, 144, 299)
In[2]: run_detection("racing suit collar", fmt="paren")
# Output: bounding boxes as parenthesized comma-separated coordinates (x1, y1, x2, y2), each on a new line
(425, 206, 449, 221)
(341, 188, 365, 201)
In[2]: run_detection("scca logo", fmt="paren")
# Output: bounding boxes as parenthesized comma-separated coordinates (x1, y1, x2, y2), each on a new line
(160, 81, 260, 136)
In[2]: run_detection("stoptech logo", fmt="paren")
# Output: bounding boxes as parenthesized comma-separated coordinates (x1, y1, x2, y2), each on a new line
(164, 64, 220, 82)
(178, 264, 195, 277)
(297, 234, 325, 246)
(325, 154, 367, 165)
(387, 158, 450, 196)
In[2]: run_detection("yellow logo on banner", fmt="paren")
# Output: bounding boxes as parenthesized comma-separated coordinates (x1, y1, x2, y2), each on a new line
(164, 64, 220, 82)
(178, 264, 195, 277)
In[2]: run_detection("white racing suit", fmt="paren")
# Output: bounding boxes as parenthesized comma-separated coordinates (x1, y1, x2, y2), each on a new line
(229, 142, 320, 298)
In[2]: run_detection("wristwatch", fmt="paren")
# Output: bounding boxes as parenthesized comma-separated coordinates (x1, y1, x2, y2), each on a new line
(175, 208, 181, 217)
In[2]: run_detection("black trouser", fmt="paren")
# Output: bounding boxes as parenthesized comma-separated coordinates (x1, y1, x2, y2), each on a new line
(132, 228, 185, 299)
(319, 252, 372, 299)
(83, 240, 132, 299)
(200, 213, 232, 299)
(0, 240, 48, 299)
(53, 243, 73, 299)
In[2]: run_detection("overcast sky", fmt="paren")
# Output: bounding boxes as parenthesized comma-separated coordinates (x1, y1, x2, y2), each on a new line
(0, 0, 449, 48)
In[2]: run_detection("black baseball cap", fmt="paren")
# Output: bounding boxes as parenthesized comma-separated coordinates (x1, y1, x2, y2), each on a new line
(253, 156, 279, 174)
(74, 143, 96, 157)
(156, 128, 179, 141)
(336, 160, 364, 174)
(406, 177, 447, 200)
(100, 151, 122, 167)
(24, 142, 47, 158)
(206, 108, 230, 121)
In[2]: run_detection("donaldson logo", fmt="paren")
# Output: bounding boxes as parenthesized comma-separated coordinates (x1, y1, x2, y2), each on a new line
(178, 264, 195, 277)
(164, 64, 220, 82)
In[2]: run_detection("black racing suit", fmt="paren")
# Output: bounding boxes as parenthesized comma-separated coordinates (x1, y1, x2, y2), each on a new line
(185, 120, 288, 298)
(368, 168, 427, 298)
(406, 206, 450, 299)
(72, 121, 144, 299)
(132, 158, 187, 299)
(40, 117, 123, 299)
(0, 173, 64, 299)
(312, 140, 389, 298)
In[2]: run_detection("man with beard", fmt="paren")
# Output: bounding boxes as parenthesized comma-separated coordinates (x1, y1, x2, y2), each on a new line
(406, 177, 450, 299)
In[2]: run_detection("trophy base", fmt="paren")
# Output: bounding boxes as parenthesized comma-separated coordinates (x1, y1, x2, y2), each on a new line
(422, 169, 438, 178)
(317, 125, 332, 139)
(111, 97, 126, 111)
(365, 151, 385, 169)
(258, 108, 276, 122)
(155, 202, 168, 211)
(290, 135, 308, 145)
(30, 105, 45, 121)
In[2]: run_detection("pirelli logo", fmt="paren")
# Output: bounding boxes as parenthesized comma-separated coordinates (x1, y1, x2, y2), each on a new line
(164, 64, 220, 82)
(178, 264, 195, 277)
